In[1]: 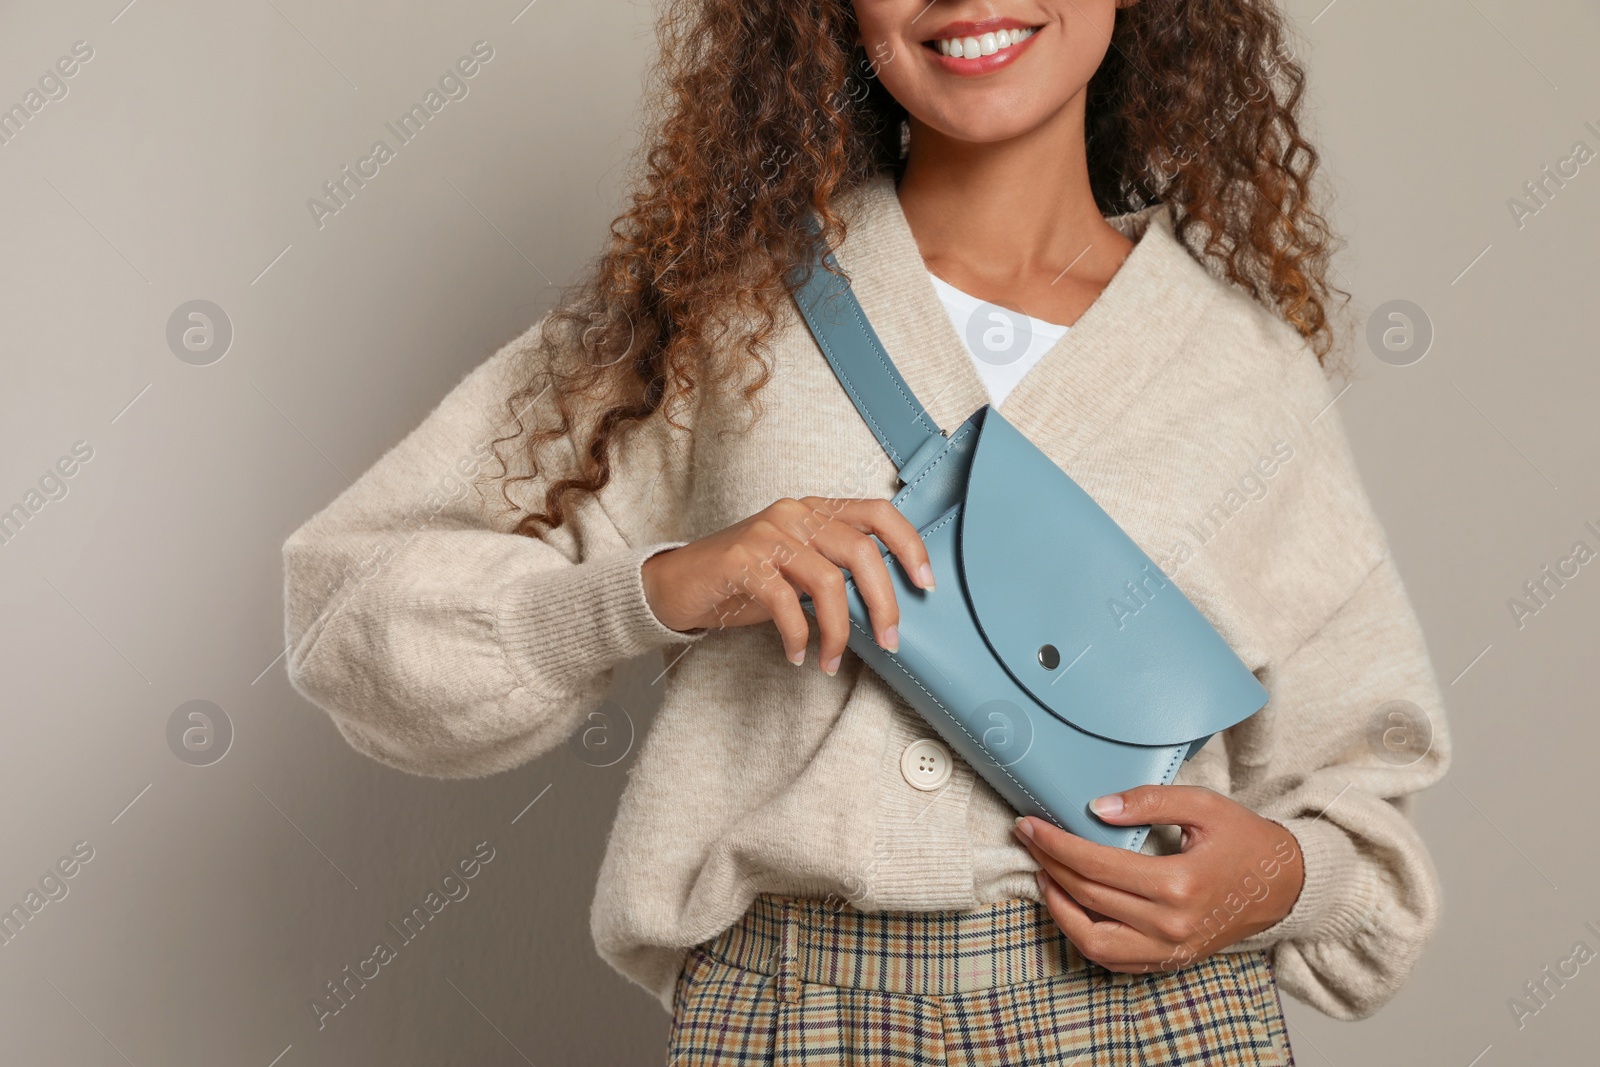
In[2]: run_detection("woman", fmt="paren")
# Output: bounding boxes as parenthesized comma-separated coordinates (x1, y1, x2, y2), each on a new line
(283, 0, 1450, 1062)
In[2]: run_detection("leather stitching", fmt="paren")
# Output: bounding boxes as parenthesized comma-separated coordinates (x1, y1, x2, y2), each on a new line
(806, 313, 903, 464)
(847, 606, 1058, 822)
(837, 283, 941, 440)
(899, 422, 975, 496)
(798, 265, 942, 466)
(844, 508, 1183, 847)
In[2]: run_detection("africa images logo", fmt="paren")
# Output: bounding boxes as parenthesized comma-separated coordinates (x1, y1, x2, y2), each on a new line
(306, 41, 495, 230)
(310, 841, 497, 1030)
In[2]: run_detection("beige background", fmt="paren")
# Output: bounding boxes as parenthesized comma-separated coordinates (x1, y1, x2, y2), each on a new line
(0, 0, 1594, 1063)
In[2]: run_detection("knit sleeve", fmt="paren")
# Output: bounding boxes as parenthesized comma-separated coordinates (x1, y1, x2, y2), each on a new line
(280, 319, 706, 779)
(1226, 550, 1451, 1020)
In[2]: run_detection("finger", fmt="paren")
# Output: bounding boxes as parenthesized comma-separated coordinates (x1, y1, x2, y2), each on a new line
(1014, 817, 1164, 899)
(735, 553, 810, 664)
(805, 519, 900, 651)
(830, 497, 934, 592)
(707, 582, 763, 629)
(778, 546, 853, 674)
(772, 496, 856, 553)
(1036, 870, 1171, 970)
(1089, 785, 1225, 834)
(1039, 857, 1185, 945)
(797, 497, 933, 593)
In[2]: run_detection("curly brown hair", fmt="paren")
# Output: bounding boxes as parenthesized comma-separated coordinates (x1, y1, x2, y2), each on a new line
(495, 0, 1347, 537)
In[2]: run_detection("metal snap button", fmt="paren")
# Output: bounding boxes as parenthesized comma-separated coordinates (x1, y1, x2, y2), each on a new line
(1037, 643, 1061, 670)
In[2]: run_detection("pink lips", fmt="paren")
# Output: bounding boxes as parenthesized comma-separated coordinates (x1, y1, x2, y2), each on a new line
(921, 18, 1043, 77)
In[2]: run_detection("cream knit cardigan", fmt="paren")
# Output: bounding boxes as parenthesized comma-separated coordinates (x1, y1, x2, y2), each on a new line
(282, 175, 1450, 1020)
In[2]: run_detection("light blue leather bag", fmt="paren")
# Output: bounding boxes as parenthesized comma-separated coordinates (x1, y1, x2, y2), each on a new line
(789, 236, 1269, 851)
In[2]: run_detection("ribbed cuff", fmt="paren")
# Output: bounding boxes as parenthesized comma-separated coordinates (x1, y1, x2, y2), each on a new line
(1232, 815, 1376, 951)
(495, 540, 706, 695)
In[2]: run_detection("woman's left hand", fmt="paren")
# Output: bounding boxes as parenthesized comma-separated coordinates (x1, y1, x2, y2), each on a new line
(1013, 785, 1306, 973)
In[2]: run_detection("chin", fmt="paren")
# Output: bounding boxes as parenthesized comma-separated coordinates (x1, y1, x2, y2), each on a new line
(927, 115, 1050, 145)
(916, 90, 1062, 145)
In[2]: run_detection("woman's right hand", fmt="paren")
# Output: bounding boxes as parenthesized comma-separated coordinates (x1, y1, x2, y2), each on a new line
(640, 496, 935, 675)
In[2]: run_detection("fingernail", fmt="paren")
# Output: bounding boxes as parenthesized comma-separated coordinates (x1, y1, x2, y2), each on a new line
(1034, 869, 1047, 892)
(880, 625, 899, 653)
(823, 655, 841, 676)
(789, 649, 805, 666)
(1091, 794, 1123, 817)
(917, 563, 936, 590)
(1013, 816, 1034, 840)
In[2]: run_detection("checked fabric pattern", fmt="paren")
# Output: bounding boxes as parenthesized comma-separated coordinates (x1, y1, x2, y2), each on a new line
(666, 894, 1294, 1066)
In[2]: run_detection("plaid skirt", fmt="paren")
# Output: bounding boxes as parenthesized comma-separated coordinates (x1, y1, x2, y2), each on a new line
(666, 894, 1294, 1066)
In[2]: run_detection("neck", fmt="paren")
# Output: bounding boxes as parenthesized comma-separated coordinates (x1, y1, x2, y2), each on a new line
(893, 94, 1130, 287)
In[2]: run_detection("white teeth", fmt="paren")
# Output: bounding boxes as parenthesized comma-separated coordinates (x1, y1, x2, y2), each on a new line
(935, 27, 1033, 59)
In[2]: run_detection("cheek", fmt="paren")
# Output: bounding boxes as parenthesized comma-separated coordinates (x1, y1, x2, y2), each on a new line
(1028, 4, 1121, 103)
(849, 0, 916, 54)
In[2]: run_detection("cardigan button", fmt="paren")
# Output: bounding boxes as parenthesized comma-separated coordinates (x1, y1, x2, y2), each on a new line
(900, 738, 953, 791)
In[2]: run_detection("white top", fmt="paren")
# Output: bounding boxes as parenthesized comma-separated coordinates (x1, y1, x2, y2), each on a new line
(928, 271, 1070, 407)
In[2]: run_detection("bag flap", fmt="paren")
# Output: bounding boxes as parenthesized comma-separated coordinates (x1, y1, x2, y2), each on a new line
(957, 408, 1268, 747)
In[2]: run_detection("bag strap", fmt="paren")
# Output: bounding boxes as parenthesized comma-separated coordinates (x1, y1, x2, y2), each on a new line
(788, 218, 947, 477)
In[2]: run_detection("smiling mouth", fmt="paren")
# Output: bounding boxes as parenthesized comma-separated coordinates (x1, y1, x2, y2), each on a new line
(924, 25, 1041, 60)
